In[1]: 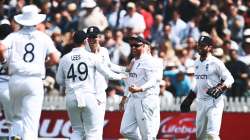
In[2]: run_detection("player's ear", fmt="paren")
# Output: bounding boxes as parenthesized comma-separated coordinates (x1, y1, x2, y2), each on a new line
(208, 45, 213, 51)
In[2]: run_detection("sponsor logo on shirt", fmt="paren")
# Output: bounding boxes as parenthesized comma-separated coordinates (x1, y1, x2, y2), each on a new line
(129, 72, 137, 78)
(195, 74, 207, 79)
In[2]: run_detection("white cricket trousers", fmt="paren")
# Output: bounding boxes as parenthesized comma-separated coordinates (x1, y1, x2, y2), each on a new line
(120, 94, 160, 140)
(66, 92, 102, 140)
(9, 75, 44, 140)
(96, 91, 106, 139)
(0, 81, 12, 122)
(196, 96, 224, 140)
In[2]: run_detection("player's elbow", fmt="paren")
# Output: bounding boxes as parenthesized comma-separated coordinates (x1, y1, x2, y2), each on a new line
(120, 127, 133, 138)
(47, 52, 60, 66)
(120, 128, 140, 139)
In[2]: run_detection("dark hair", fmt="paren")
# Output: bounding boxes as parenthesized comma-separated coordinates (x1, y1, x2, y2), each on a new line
(0, 24, 12, 40)
(73, 31, 86, 45)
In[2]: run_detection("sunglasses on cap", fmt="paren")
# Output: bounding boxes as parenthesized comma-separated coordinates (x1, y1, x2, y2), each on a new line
(198, 43, 210, 48)
(88, 35, 98, 38)
(130, 43, 143, 48)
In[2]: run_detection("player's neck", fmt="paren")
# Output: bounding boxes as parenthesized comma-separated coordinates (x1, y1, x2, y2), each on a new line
(90, 45, 100, 53)
(200, 55, 207, 62)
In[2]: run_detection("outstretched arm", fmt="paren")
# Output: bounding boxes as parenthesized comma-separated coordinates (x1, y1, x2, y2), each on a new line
(96, 60, 126, 80)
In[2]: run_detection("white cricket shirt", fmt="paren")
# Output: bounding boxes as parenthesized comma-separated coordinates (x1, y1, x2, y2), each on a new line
(56, 47, 124, 94)
(1, 27, 58, 78)
(126, 54, 159, 98)
(192, 54, 234, 100)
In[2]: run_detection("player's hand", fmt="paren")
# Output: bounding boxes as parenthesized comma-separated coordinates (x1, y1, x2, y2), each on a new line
(119, 96, 127, 111)
(128, 85, 143, 93)
(206, 83, 225, 99)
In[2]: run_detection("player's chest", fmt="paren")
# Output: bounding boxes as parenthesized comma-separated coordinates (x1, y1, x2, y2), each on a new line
(96, 53, 106, 63)
(129, 62, 144, 78)
(194, 62, 216, 79)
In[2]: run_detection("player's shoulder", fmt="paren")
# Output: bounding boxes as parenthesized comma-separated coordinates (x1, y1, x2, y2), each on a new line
(80, 48, 98, 62)
(4, 32, 17, 38)
(59, 52, 71, 63)
(99, 46, 108, 51)
(140, 55, 157, 69)
(209, 55, 223, 64)
(99, 46, 109, 54)
(35, 30, 51, 38)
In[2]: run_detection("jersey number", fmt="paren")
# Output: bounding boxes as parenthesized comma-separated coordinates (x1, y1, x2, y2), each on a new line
(67, 62, 88, 82)
(23, 43, 34, 62)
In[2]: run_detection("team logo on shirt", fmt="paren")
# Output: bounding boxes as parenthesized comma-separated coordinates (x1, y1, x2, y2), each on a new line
(205, 64, 209, 71)
(136, 63, 141, 69)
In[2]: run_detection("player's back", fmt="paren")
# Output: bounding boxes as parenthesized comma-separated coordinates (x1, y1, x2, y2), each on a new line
(58, 47, 97, 94)
(3, 27, 55, 77)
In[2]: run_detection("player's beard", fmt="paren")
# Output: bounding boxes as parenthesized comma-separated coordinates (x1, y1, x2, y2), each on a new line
(198, 51, 207, 56)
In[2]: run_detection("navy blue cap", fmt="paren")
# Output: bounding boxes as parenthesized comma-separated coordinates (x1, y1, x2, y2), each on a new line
(198, 36, 212, 46)
(127, 36, 150, 45)
(87, 26, 101, 37)
(73, 30, 86, 44)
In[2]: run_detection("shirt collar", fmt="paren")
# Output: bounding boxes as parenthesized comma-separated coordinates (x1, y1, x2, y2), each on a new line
(72, 47, 85, 52)
(20, 26, 36, 34)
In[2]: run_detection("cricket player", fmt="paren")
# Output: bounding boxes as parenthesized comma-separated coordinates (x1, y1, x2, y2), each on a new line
(180, 35, 234, 140)
(56, 30, 126, 140)
(0, 23, 13, 123)
(85, 26, 127, 138)
(0, 5, 60, 140)
(119, 36, 161, 140)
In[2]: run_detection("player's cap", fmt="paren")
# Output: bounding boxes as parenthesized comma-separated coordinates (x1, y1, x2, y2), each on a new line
(198, 35, 212, 46)
(14, 5, 46, 26)
(73, 30, 87, 44)
(126, 35, 150, 46)
(87, 26, 101, 38)
(0, 24, 12, 40)
(81, 0, 97, 8)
